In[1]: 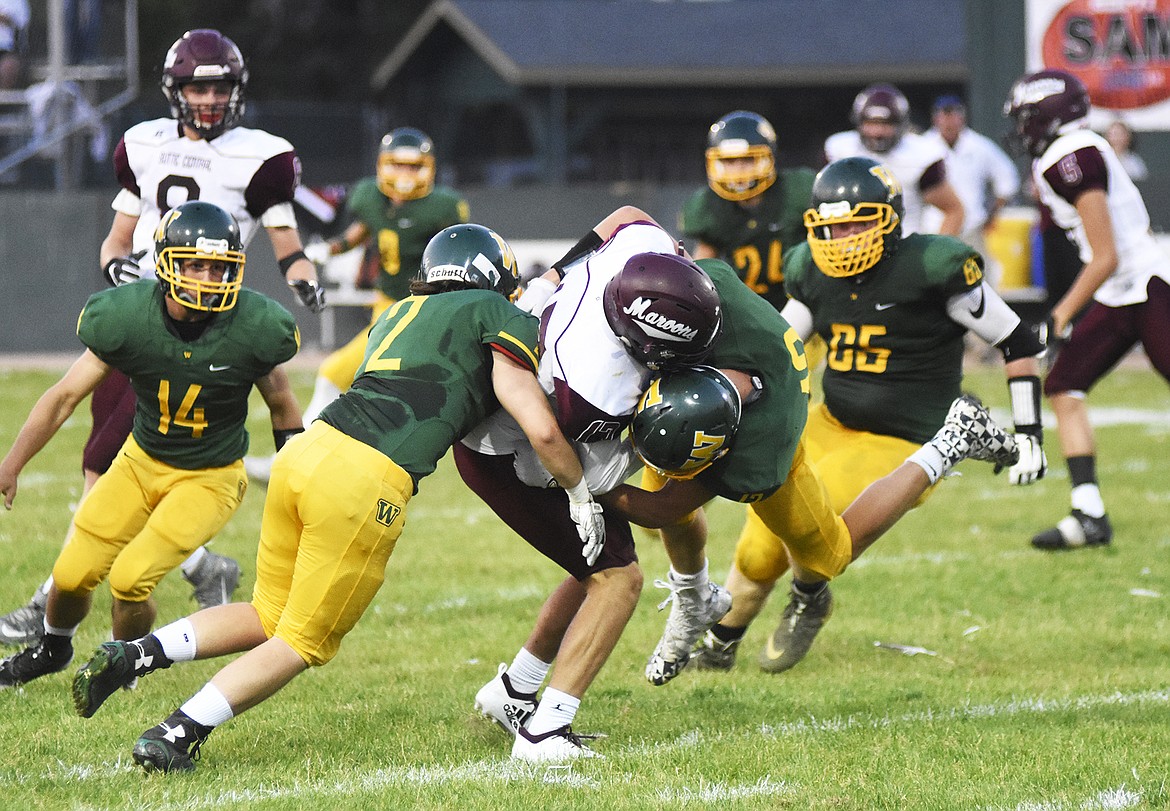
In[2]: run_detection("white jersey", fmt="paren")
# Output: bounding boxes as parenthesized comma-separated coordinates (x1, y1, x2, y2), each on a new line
(922, 127, 1019, 234)
(824, 129, 950, 235)
(1033, 127, 1170, 307)
(110, 118, 301, 277)
(461, 220, 675, 492)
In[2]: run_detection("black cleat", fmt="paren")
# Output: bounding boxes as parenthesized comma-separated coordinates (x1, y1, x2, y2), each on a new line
(132, 711, 212, 774)
(1032, 510, 1113, 550)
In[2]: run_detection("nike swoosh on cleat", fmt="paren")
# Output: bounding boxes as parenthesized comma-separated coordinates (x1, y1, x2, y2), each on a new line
(763, 634, 787, 661)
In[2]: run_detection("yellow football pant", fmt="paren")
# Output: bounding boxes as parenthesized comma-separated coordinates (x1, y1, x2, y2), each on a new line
(54, 435, 245, 602)
(734, 402, 932, 582)
(253, 420, 412, 666)
(318, 294, 395, 390)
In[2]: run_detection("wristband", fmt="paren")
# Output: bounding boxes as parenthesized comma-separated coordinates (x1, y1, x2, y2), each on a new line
(1008, 375, 1042, 436)
(277, 250, 309, 276)
(273, 426, 305, 451)
(551, 231, 604, 280)
(565, 478, 591, 504)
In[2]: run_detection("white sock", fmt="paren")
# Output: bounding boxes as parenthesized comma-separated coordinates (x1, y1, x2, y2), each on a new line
(526, 687, 579, 736)
(908, 444, 948, 484)
(303, 376, 342, 425)
(180, 683, 235, 728)
(44, 620, 78, 637)
(507, 647, 551, 695)
(1071, 484, 1106, 518)
(669, 559, 709, 588)
(152, 617, 198, 661)
(40, 575, 54, 594)
(180, 546, 207, 576)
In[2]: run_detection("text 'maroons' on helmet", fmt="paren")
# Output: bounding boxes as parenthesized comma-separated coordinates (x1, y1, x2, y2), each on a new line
(1004, 69, 1091, 158)
(154, 201, 245, 312)
(705, 110, 778, 201)
(602, 252, 722, 370)
(804, 156, 904, 278)
(631, 365, 742, 480)
(161, 29, 248, 140)
(850, 83, 910, 153)
(378, 127, 436, 200)
(419, 224, 519, 298)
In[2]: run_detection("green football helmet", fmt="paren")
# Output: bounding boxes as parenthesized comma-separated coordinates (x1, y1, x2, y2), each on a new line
(419, 224, 519, 299)
(705, 110, 778, 202)
(377, 127, 436, 200)
(154, 201, 245, 312)
(803, 156, 903, 278)
(631, 366, 741, 480)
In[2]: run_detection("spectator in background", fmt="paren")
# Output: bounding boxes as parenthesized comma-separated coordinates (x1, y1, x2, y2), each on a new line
(1103, 119, 1148, 183)
(0, 0, 29, 89)
(923, 95, 1021, 288)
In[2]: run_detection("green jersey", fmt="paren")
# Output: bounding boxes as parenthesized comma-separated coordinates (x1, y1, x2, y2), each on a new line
(681, 168, 815, 311)
(693, 258, 811, 502)
(319, 290, 539, 490)
(77, 282, 300, 469)
(784, 234, 983, 444)
(345, 178, 470, 300)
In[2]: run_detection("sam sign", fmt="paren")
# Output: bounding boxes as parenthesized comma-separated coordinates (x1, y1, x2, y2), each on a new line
(1028, 0, 1170, 128)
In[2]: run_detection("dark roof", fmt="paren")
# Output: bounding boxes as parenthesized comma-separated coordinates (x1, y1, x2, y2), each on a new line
(372, 0, 968, 90)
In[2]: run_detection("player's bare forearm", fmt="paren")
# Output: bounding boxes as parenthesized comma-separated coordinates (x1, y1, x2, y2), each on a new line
(256, 367, 304, 431)
(600, 480, 711, 529)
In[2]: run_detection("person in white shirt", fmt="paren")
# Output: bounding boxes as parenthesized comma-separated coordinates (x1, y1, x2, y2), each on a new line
(0, 0, 29, 88)
(924, 95, 1021, 285)
(1103, 119, 1148, 183)
(825, 83, 965, 237)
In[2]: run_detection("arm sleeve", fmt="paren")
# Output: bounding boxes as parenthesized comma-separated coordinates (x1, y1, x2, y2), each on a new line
(945, 282, 1020, 346)
(779, 298, 814, 342)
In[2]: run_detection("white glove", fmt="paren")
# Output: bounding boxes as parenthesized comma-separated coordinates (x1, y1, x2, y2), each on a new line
(303, 240, 332, 267)
(566, 479, 605, 566)
(1008, 432, 1047, 486)
(102, 249, 147, 287)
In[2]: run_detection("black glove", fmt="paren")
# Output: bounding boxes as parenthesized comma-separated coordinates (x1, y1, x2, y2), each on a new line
(102, 250, 147, 287)
(288, 278, 326, 313)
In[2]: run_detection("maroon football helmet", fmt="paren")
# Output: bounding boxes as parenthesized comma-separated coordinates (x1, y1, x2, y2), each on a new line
(602, 252, 722, 369)
(850, 83, 910, 153)
(161, 29, 248, 139)
(1004, 69, 1090, 158)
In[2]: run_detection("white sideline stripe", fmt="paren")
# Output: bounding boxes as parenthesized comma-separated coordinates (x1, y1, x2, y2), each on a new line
(46, 690, 1164, 807)
(999, 786, 1143, 811)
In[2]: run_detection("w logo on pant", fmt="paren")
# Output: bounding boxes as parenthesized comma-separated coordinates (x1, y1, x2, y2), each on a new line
(376, 499, 401, 527)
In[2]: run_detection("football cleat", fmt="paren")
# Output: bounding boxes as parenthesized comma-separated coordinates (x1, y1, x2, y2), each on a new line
(645, 575, 732, 686)
(1031, 510, 1113, 551)
(474, 663, 538, 736)
(132, 711, 212, 774)
(183, 551, 241, 610)
(512, 724, 601, 763)
(690, 628, 740, 672)
(758, 583, 833, 674)
(72, 641, 140, 718)
(0, 585, 47, 647)
(0, 636, 72, 688)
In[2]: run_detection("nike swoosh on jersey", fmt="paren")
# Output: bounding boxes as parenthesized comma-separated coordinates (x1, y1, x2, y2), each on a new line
(209, 364, 231, 372)
(874, 302, 897, 311)
(968, 288, 986, 318)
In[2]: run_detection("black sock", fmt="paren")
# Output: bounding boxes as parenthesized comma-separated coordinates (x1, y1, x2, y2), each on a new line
(792, 579, 827, 598)
(1067, 455, 1097, 487)
(711, 623, 746, 644)
(133, 634, 174, 675)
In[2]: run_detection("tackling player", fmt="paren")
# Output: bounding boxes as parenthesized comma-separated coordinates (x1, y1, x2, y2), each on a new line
(0, 202, 303, 692)
(0, 29, 326, 645)
(68, 225, 606, 775)
(689, 156, 1047, 675)
(1005, 69, 1170, 550)
(825, 83, 965, 237)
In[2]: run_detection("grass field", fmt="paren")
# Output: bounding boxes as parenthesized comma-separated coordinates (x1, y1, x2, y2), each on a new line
(0, 359, 1167, 810)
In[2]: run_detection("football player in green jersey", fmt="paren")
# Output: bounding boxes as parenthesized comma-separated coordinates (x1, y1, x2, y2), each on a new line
(681, 110, 815, 312)
(69, 224, 607, 775)
(299, 127, 470, 425)
(688, 156, 1048, 675)
(0, 202, 304, 692)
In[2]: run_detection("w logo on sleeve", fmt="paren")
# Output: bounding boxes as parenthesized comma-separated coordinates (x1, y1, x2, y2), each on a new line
(375, 499, 401, 527)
